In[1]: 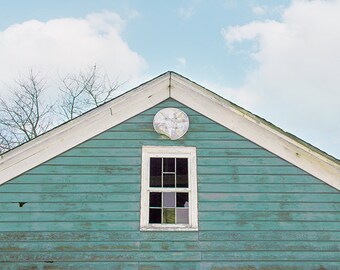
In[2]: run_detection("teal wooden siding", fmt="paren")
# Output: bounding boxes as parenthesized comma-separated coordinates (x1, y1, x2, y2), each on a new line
(0, 99, 339, 270)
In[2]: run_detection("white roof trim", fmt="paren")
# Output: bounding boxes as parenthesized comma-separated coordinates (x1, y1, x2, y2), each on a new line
(0, 73, 170, 185)
(170, 73, 340, 190)
(0, 72, 339, 190)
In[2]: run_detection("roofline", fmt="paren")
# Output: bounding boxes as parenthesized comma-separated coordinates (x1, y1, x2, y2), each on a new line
(1, 71, 339, 190)
(0, 72, 171, 185)
(171, 72, 339, 165)
(170, 72, 340, 190)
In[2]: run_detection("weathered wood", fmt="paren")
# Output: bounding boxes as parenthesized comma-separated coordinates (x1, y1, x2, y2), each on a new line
(0, 262, 139, 270)
(199, 193, 340, 202)
(199, 231, 340, 241)
(202, 250, 340, 261)
(139, 262, 200, 270)
(95, 131, 242, 141)
(0, 192, 140, 202)
(62, 148, 142, 157)
(199, 211, 340, 221)
(0, 231, 199, 242)
(200, 202, 340, 211)
(198, 157, 291, 166)
(198, 148, 275, 157)
(199, 221, 340, 231)
(201, 262, 340, 270)
(0, 241, 140, 252)
(26, 165, 140, 175)
(45, 156, 141, 166)
(0, 251, 202, 262)
(199, 174, 325, 184)
(199, 240, 340, 251)
(0, 212, 139, 222)
(0, 221, 140, 231)
(198, 166, 307, 175)
(127, 115, 216, 124)
(0, 183, 140, 193)
(198, 183, 331, 193)
(0, 202, 139, 212)
(78, 139, 259, 149)
(0, 98, 339, 268)
(10, 174, 140, 184)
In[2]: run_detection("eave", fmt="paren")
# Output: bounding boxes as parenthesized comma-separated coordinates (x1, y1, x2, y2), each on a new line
(0, 71, 339, 190)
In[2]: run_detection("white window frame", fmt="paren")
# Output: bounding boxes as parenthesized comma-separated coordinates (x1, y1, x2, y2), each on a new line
(140, 146, 198, 231)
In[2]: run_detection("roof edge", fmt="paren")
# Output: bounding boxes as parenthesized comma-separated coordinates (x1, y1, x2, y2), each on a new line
(0, 71, 339, 190)
(0, 72, 171, 185)
(170, 72, 340, 190)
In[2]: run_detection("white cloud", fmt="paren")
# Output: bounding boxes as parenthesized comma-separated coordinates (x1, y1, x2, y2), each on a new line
(222, 0, 340, 158)
(0, 11, 147, 98)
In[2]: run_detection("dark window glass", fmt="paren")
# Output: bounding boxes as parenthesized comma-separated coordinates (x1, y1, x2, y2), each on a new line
(149, 208, 162, 223)
(163, 158, 175, 172)
(176, 192, 189, 207)
(150, 158, 162, 187)
(149, 192, 162, 207)
(176, 158, 188, 187)
(163, 174, 175, 187)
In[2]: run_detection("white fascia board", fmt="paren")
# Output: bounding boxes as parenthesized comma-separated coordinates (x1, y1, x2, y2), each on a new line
(170, 73, 340, 190)
(0, 73, 171, 185)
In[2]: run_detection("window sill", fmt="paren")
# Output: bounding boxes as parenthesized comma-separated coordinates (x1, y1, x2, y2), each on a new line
(140, 226, 198, 232)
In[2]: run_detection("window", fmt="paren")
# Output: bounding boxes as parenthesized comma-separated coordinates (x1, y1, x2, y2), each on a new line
(140, 146, 198, 231)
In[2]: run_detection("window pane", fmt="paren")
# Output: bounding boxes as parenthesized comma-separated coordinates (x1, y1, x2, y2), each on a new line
(163, 174, 175, 187)
(163, 158, 175, 172)
(163, 208, 175, 224)
(176, 192, 189, 207)
(149, 209, 161, 223)
(176, 209, 189, 224)
(163, 192, 176, 207)
(176, 158, 188, 187)
(150, 158, 162, 187)
(149, 192, 161, 207)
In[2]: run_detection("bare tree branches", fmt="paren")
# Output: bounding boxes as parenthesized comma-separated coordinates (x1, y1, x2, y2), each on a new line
(0, 65, 123, 154)
(0, 70, 53, 153)
(58, 65, 124, 120)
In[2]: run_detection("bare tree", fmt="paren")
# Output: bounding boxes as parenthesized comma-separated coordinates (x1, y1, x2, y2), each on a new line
(58, 65, 124, 120)
(0, 70, 53, 153)
(0, 65, 124, 154)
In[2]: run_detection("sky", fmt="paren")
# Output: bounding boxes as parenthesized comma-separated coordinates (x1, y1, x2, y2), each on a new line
(0, 0, 339, 158)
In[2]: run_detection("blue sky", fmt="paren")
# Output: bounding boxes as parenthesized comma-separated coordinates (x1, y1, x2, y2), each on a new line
(0, 0, 339, 158)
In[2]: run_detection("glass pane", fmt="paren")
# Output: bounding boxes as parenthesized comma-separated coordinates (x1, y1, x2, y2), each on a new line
(163, 208, 175, 224)
(150, 158, 162, 187)
(149, 209, 161, 223)
(163, 158, 175, 172)
(163, 174, 175, 187)
(176, 192, 189, 207)
(176, 209, 189, 224)
(176, 158, 188, 187)
(149, 192, 161, 207)
(163, 192, 176, 207)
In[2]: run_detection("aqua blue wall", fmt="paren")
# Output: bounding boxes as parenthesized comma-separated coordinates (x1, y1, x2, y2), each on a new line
(1, 99, 339, 269)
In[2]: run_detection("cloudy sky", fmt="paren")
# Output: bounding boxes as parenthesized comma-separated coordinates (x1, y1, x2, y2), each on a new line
(0, 0, 339, 158)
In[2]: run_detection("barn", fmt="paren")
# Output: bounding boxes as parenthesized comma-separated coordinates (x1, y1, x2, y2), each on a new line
(0, 72, 339, 270)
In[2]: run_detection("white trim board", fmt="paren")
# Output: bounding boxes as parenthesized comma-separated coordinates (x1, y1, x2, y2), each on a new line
(0, 73, 170, 185)
(0, 71, 339, 190)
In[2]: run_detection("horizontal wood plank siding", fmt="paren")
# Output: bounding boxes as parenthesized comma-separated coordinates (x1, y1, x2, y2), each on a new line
(0, 98, 339, 269)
